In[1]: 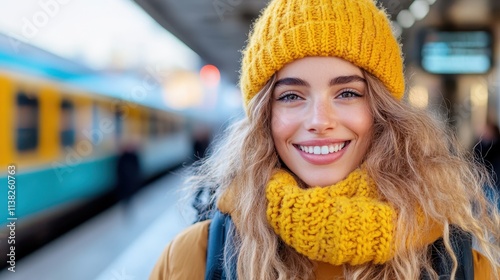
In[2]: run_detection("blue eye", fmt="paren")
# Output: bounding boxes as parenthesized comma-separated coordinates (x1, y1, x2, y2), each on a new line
(277, 92, 302, 102)
(338, 90, 361, 99)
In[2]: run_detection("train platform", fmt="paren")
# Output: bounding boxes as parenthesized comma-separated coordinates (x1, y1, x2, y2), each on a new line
(0, 169, 197, 280)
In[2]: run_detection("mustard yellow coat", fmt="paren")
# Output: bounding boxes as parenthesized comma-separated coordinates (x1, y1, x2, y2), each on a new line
(149, 219, 497, 280)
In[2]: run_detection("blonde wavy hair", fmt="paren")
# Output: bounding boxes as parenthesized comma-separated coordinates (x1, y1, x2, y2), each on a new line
(187, 70, 500, 279)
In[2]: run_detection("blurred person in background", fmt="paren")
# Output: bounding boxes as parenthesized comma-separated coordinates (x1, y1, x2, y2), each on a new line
(474, 118, 500, 210)
(115, 139, 141, 216)
(150, 0, 500, 279)
(191, 123, 215, 222)
(192, 123, 213, 161)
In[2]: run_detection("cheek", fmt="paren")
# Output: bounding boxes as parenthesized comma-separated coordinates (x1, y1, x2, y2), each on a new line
(353, 111, 374, 149)
(344, 107, 373, 144)
(271, 111, 290, 139)
(271, 111, 296, 153)
(358, 117, 373, 138)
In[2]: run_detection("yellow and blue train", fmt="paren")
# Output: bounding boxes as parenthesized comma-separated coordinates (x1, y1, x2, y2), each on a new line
(0, 34, 197, 264)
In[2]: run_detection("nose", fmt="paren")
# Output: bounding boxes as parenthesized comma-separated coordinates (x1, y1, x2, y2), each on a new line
(306, 100, 336, 134)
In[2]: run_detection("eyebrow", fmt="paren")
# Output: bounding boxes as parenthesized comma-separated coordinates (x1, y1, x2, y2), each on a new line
(274, 77, 309, 88)
(329, 75, 366, 86)
(274, 75, 366, 89)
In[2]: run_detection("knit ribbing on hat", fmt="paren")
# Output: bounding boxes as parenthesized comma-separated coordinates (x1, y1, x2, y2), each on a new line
(266, 168, 395, 265)
(240, 0, 404, 111)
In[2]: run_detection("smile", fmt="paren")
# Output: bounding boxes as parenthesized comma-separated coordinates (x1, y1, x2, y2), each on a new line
(297, 141, 349, 155)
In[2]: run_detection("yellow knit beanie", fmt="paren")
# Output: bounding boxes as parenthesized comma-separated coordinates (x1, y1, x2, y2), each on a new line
(240, 0, 405, 110)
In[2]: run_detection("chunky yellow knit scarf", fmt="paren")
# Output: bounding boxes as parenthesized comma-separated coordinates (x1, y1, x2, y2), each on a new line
(266, 168, 396, 266)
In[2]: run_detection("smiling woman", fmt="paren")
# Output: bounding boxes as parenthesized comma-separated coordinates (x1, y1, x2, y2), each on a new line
(149, 0, 500, 279)
(271, 57, 373, 187)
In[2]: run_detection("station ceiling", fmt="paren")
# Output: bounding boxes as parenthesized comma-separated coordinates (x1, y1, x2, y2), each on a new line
(132, 0, 417, 85)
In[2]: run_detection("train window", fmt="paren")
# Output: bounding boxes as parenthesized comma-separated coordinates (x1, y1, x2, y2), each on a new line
(91, 102, 100, 144)
(160, 116, 168, 135)
(149, 112, 158, 136)
(115, 103, 123, 140)
(138, 110, 145, 136)
(164, 116, 172, 134)
(171, 117, 181, 133)
(167, 116, 175, 134)
(60, 99, 75, 147)
(16, 92, 39, 151)
(142, 111, 149, 135)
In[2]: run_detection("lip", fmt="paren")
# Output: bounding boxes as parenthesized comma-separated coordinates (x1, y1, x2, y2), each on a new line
(293, 140, 350, 165)
(295, 139, 348, 146)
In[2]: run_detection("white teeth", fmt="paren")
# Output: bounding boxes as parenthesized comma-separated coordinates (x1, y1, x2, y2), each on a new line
(313, 146, 321, 154)
(299, 142, 347, 155)
(321, 146, 329, 154)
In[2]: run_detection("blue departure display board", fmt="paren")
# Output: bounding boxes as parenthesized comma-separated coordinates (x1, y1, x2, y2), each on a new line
(420, 29, 492, 74)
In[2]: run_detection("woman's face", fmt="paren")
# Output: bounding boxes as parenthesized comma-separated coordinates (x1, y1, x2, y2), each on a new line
(271, 57, 373, 187)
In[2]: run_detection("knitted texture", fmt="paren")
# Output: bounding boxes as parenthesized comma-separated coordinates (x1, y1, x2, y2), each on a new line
(240, 0, 404, 111)
(266, 168, 396, 265)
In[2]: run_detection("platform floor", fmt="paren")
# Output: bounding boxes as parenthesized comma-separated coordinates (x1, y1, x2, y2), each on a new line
(0, 169, 197, 280)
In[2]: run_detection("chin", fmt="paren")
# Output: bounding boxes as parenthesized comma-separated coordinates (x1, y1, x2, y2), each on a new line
(300, 167, 355, 187)
(303, 176, 345, 188)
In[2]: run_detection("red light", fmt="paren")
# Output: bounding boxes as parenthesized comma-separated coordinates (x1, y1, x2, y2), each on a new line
(200, 64, 220, 88)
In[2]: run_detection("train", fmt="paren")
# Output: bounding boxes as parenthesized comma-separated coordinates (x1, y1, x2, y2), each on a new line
(0, 33, 205, 267)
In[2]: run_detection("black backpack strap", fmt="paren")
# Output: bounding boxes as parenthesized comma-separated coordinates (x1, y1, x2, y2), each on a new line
(205, 210, 236, 280)
(426, 226, 474, 280)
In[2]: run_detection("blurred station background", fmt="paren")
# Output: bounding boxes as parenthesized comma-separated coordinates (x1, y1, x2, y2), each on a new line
(0, 0, 499, 279)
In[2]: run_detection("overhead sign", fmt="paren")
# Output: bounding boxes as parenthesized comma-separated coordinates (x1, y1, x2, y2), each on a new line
(420, 29, 492, 74)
